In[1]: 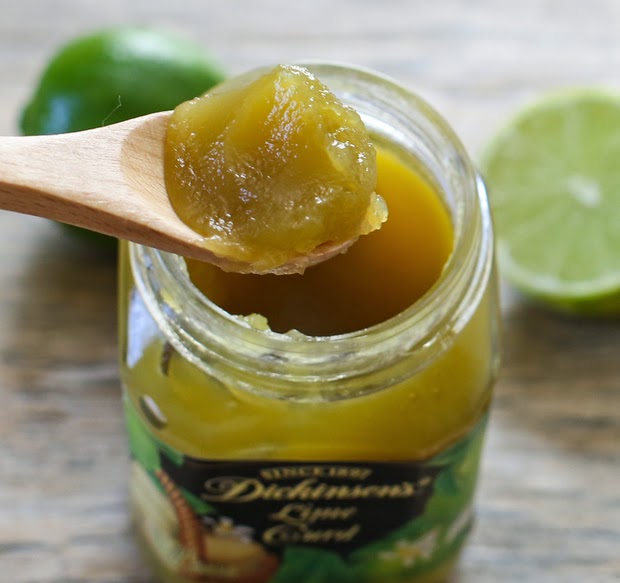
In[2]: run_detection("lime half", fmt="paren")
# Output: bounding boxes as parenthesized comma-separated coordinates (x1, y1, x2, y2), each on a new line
(481, 90, 620, 315)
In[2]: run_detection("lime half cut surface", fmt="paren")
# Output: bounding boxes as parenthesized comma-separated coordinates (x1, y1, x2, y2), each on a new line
(481, 90, 620, 314)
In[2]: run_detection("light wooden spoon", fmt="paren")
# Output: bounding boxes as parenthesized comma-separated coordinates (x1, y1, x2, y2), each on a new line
(0, 112, 351, 274)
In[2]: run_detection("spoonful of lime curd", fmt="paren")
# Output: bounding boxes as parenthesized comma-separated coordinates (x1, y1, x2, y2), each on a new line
(0, 64, 387, 274)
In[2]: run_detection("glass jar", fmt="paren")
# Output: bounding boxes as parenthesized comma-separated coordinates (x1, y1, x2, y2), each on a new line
(119, 63, 500, 583)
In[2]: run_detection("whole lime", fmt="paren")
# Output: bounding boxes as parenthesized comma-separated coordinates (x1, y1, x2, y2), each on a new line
(19, 27, 226, 246)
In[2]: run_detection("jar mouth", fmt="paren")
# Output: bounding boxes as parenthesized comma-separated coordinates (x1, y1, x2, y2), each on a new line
(130, 63, 493, 395)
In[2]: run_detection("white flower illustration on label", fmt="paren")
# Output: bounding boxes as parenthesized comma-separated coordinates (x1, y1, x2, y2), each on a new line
(445, 505, 474, 545)
(379, 529, 439, 567)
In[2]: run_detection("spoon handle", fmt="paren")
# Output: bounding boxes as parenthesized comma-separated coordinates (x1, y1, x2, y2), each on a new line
(0, 112, 212, 263)
(0, 118, 149, 236)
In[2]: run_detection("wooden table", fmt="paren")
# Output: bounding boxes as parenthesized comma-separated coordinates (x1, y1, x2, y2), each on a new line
(1, 1, 619, 582)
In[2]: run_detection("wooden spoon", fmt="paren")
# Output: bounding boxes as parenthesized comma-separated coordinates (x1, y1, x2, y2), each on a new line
(0, 112, 351, 274)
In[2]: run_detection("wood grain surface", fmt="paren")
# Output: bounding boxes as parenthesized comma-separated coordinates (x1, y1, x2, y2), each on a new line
(1, 1, 619, 582)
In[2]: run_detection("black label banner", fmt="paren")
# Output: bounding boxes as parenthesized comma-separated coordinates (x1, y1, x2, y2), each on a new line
(161, 453, 441, 556)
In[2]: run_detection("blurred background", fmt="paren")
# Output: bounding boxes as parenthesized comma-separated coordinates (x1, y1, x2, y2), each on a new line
(1, 1, 619, 582)
(4, 1, 620, 151)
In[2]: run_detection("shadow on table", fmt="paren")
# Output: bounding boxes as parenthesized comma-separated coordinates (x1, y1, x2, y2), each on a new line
(494, 291, 620, 455)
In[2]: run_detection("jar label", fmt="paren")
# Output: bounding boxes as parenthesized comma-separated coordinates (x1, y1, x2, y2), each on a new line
(125, 399, 487, 582)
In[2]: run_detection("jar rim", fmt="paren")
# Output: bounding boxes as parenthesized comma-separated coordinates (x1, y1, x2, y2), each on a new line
(130, 62, 494, 396)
